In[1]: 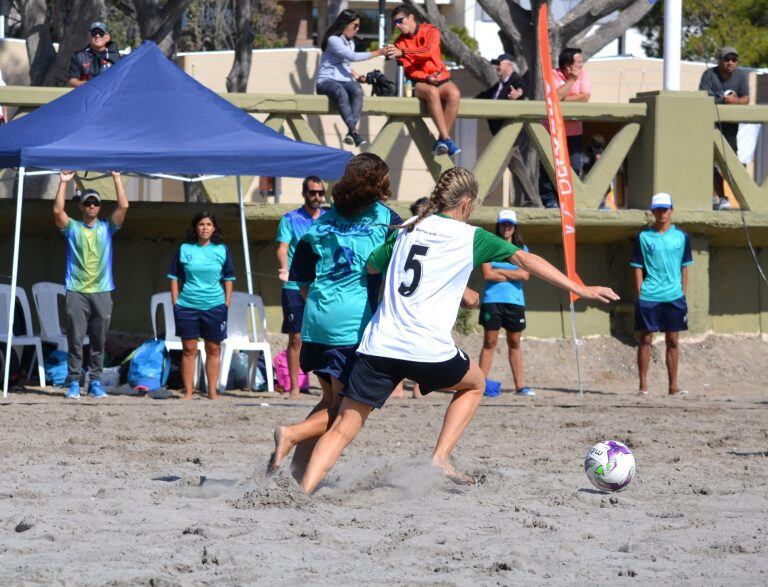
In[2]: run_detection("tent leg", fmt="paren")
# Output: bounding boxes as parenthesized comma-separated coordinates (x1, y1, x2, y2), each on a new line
(237, 176, 258, 345)
(3, 167, 25, 398)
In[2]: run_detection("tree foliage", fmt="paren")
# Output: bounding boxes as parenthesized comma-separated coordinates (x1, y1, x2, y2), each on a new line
(637, 0, 768, 68)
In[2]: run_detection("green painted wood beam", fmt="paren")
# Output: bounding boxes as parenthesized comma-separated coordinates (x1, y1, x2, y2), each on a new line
(366, 117, 407, 161)
(579, 122, 640, 207)
(405, 118, 454, 180)
(713, 129, 768, 213)
(263, 114, 286, 132)
(285, 115, 321, 145)
(474, 122, 522, 204)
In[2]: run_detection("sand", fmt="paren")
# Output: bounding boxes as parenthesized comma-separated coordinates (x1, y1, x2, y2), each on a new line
(1, 334, 767, 585)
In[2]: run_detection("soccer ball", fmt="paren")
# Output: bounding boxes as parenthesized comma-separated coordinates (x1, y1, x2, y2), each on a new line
(584, 440, 636, 492)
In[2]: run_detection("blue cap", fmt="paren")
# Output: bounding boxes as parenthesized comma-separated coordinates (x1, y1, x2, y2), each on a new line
(650, 192, 673, 209)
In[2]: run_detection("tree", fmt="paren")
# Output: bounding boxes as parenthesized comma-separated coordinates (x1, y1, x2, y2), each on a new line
(638, 0, 768, 68)
(226, 0, 254, 92)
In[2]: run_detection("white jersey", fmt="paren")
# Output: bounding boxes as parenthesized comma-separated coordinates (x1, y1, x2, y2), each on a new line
(359, 214, 519, 363)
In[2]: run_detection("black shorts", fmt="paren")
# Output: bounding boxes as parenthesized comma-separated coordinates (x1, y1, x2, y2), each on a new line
(343, 349, 470, 409)
(634, 297, 688, 332)
(173, 303, 228, 342)
(299, 341, 357, 385)
(281, 288, 305, 334)
(479, 303, 526, 332)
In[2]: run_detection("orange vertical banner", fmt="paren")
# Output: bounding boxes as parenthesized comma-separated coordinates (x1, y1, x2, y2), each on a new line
(538, 3, 582, 302)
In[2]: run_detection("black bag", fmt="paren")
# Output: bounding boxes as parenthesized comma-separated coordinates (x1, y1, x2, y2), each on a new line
(366, 69, 396, 97)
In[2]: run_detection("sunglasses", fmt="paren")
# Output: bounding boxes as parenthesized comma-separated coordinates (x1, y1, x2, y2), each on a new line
(90, 30, 106, 38)
(82, 200, 101, 207)
(349, 22, 360, 30)
(722, 56, 738, 63)
(306, 190, 325, 196)
(392, 16, 406, 25)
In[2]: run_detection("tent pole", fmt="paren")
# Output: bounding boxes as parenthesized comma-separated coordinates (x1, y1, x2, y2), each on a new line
(236, 176, 258, 343)
(3, 167, 25, 398)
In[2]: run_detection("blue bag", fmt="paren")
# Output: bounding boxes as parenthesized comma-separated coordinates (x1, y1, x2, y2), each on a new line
(126, 340, 170, 392)
(44, 350, 68, 387)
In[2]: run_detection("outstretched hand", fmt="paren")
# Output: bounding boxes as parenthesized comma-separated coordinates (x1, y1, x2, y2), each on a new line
(60, 170, 76, 183)
(579, 285, 620, 304)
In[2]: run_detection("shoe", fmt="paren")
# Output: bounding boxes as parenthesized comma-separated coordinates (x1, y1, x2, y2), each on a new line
(343, 133, 355, 146)
(717, 198, 731, 210)
(484, 379, 501, 398)
(516, 386, 536, 396)
(637, 389, 649, 397)
(65, 381, 80, 399)
(432, 139, 449, 156)
(712, 196, 720, 210)
(443, 138, 462, 157)
(88, 380, 108, 398)
(351, 132, 367, 147)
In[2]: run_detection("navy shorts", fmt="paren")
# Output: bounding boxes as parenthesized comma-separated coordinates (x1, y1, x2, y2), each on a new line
(299, 341, 358, 385)
(479, 303, 526, 332)
(634, 297, 688, 333)
(343, 349, 471, 409)
(281, 289, 305, 334)
(174, 303, 228, 342)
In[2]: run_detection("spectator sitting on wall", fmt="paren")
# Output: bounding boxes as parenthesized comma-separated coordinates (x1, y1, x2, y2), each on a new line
(276, 176, 327, 398)
(539, 47, 591, 208)
(476, 53, 540, 207)
(53, 170, 129, 399)
(698, 46, 750, 211)
(68, 22, 121, 88)
(317, 9, 387, 148)
(385, 4, 462, 158)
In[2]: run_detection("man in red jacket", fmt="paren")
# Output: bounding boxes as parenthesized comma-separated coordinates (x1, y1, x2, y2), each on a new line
(385, 4, 462, 157)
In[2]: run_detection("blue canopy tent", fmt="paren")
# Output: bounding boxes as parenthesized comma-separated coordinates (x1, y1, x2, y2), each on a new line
(0, 42, 352, 395)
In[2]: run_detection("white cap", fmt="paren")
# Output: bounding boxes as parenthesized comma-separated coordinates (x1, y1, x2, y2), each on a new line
(497, 209, 518, 224)
(650, 192, 673, 210)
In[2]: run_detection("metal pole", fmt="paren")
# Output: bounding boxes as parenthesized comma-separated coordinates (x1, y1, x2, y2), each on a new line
(396, 65, 404, 97)
(3, 167, 24, 397)
(663, 0, 682, 91)
(236, 176, 258, 343)
(569, 301, 584, 399)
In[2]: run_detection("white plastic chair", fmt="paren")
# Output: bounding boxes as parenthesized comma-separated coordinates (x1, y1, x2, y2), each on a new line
(218, 292, 274, 393)
(0, 285, 46, 386)
(150, 292, 205, 386)
(31, 282, 89, 352)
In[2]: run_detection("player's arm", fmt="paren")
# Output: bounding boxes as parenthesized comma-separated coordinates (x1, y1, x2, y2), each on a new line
(170, 278, 180, 305)
(110, 171, 129, 228)
(168, 248, 184, 305)
(634, 268, 644, 297)
(498, 267, 529, 281)
(511, 249, 618, 303)
(367, 230, 398, 274)
(290, 238, 318, 298)
(481, 262, 507, 282)
(277, 241, 289, 283)
(681, 265, 688, 296)
(224, 280, 233, 306)
(53, 171, 74, 229)
(460, 287, 479, 309)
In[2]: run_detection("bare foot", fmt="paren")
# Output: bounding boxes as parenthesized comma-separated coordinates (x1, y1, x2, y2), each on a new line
(669, 389, 689, 396)
(207, 392, 219, 400)
(435, 461, 475, 485)
(267, 426, 294, 473)
(637, 389, 649, 396)
(288, 387, 301, 399)
(182, 392, 194, 401)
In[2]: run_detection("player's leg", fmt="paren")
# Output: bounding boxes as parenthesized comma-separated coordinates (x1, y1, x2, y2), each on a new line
(414, 82, 449, 140)
(287, 332, 302, 398)
(300, 397, 374, 494)
(431, 360, 485, 484)
(506, 330, 524, 391)
(478, 328, 499, 377)
(438, 81, 461, 137)
(665, 330, 680, 394)
(180, 338, 199, 400)
(637, 330, 652, 394)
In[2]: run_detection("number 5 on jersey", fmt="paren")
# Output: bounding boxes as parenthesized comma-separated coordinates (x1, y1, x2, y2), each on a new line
(398, 244, 429, 297)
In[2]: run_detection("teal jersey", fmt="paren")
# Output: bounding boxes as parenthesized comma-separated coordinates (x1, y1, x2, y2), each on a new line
(168, 242, 236, 310)
(62, 218, 119, 293)
(276, 207, 325, 291)
(482, 245, 528, 306)
(630, 225, 693, 302)
(290, 202, 401, 346)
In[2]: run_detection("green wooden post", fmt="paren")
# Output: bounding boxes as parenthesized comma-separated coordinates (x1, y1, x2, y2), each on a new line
(686, 235, 711, 334)
(473, 122, 522, 204)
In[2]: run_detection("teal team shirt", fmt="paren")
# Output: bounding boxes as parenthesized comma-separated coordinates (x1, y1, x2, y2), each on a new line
(167, 242, 236, 310)
(290, 202, 400, 346)
(276, 207, 325, 291)
(482, 245, 528, 306)
(630, 225, 693, 302)
(62, 218, 119, 293)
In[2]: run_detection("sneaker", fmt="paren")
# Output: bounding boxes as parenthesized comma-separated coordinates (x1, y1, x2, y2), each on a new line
(443, 138, 462, 157)
(516, 386, 536, 396)
(343, 133, 355, 146)
(351, 132, 367, 147)
(65, 381, 80, 399)
(717, 197, 731, 210)
(88, 380, 108, 398)
(484, 379, 502, 398)
(432, 139, 449, 156)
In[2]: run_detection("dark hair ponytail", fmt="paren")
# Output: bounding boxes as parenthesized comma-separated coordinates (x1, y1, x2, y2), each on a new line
(399, 167, 478, 232)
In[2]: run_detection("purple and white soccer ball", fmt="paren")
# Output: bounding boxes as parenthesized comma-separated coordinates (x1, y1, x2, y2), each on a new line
(584, 440, 636, 492)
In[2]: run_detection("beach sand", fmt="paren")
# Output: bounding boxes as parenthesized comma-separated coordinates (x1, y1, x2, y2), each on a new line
(1, 334, 767, 585)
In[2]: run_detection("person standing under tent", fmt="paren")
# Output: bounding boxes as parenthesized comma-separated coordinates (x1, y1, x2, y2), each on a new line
(296, 167, 619, 494)
(478, 210, 532, 397)
(168, 212, 236, 400)
(632, 193, 693, 397)
(276, 176, 326, 398)
(385, 4, 462, 157)
(54, 170, 129, 399)
(268, 153, 402, 479)
(316, 9, 387, 148)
